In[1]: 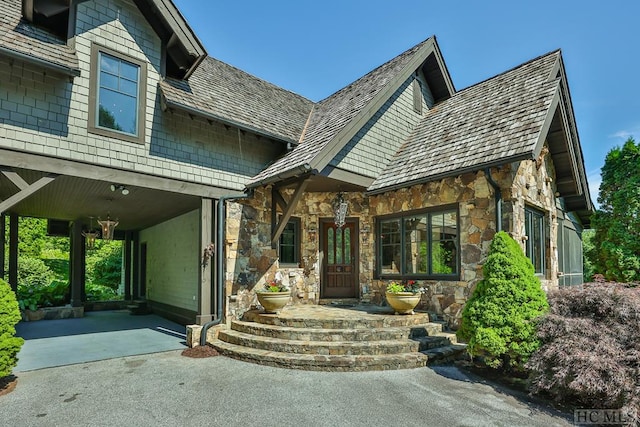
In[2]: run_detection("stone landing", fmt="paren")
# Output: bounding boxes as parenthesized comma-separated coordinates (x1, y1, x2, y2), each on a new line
(210, 305, 466, 371)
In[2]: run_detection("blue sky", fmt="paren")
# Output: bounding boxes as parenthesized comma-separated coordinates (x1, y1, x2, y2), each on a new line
(174, 0, 639, 206)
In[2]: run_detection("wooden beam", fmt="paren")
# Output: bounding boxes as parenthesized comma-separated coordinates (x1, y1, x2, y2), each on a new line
(272, 188, 287, 211)
(196, 198, 213, 325)
(0, 148, 238, 198)
(271, 179, 308, 245)
(8, 213, 18, 292)
(1, 170, 29, 190)
(70, 221, 84, 307)
(0, 174, 57, 214)
(0, 214, 4, 281)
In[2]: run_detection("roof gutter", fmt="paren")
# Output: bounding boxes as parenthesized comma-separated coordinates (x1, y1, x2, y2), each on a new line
(365, 153, 530, 196)
(162, 95, 296, 144)
(199, 191, 252, 346)
(0, 46, 81, 78)
(245, 163, 314, 190)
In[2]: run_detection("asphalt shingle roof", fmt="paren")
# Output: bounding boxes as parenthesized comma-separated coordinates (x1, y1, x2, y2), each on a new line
(248, 38, 435, 186)
(368, 51, 561, 193)
(160, 57, 314, 144)
(0, 0, 78, 73)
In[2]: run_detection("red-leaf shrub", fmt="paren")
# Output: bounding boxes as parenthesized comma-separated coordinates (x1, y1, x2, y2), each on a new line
(526, 283, 640, 424)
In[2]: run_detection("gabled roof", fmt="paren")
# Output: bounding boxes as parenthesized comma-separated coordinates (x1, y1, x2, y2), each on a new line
(160, 57, 314, 144)
(368, 51, 562, 193)
(247, 37, 455, 188)
(0, 0, 79, 76)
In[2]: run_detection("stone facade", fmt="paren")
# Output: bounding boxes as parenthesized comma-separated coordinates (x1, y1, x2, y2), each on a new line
(224, 143, 563, 329)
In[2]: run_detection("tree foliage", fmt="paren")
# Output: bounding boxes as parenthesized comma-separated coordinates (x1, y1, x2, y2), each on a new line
(457, 231, 549, 371)
(591, 137, 640, 282)
(527, 283, 640, 424)
(0, 278, 24, 378)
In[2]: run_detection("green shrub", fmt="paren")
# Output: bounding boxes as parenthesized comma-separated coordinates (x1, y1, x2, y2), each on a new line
(86, 241, 122, 290)
(527, 283, 639, 424)
(17, 279, 68, 310)
(457, 231, 549, 371)
(0, 278, 24, 378)
(17, 256, 54, 288)
(85, 283, 118, 301)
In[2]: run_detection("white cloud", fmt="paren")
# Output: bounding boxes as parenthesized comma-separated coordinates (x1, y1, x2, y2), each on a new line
(609, 128, 640, 141)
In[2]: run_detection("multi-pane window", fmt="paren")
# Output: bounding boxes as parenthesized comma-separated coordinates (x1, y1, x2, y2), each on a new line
(89, 44, 146, 143)
(378, 209, 458, 278)
(279, 218, 300, 265)
(525, 207, 545, 274)
(97, 52, 140, 135)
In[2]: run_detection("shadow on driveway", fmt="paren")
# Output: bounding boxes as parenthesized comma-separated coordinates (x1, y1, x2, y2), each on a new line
(15, 310, 187, 372)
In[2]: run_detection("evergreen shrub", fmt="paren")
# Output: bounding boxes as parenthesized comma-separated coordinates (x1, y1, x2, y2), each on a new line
(0, 278, 24, 378)
(457, 231, 548, 371)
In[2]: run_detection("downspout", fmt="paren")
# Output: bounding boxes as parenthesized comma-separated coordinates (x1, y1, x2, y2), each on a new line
(484, 168, 502, 232)
(199, 192, 252, 346)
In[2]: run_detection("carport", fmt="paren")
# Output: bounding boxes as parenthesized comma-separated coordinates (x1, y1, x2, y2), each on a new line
(0, 150, 234, 327)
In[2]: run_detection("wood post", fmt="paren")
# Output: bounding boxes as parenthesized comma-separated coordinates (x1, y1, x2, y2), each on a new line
(8, 213, 18, 292)
(70, 220, 85, 307)
(196, 198, 213, 325)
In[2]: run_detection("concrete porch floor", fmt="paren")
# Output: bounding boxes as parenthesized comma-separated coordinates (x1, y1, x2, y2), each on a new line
(14, 310, 187, 372)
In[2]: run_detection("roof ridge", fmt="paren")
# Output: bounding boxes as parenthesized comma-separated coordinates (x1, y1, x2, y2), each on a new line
(316, 36, 435, 104)
(201, 56, 314, 104)
(455, 49, 561, 94)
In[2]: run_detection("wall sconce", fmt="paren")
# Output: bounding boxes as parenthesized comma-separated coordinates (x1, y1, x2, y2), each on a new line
(98, 215, 119, 240)
(110, 184, 129, 195)
(333, 192, 348, 229)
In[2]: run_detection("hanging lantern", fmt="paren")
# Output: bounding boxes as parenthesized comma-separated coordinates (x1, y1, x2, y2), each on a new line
(333, 192, 348, 229)
(82, 217, 99, 250)
(98, 215, 119, 240)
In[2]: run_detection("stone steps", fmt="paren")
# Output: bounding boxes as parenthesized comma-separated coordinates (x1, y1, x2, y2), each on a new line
(210, 307, 466, 371)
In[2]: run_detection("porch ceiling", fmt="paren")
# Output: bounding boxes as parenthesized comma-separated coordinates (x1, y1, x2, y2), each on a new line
(0, 168, 200, 230)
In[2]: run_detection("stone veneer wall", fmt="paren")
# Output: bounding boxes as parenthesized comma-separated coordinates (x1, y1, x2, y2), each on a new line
(225, 145, 561, 328)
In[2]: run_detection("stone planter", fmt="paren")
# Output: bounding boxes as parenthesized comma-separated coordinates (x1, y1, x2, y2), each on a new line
(256, 292, 290, 314)
(385, 292, 421, 315)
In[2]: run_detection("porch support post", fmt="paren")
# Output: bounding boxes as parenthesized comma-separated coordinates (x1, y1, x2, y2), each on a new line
(70, 220, 85, 307)
(8, 213, 18, 292)
(271, 179, 308, 246)
(131, 231, 139, 300)
(0, 213, 5, 281)
(124, 231, 132, 300)
(196, 198, 213, 325)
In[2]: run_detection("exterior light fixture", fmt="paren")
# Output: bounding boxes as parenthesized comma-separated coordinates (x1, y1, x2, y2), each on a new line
(110, 184, 129, 195)
(98, 215, 119, 240)
(333, 192, 348, 229)
(82, 217, 99, 250)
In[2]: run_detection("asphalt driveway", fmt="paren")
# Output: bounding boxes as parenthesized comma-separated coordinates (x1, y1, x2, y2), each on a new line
(1, 350, 572, 427)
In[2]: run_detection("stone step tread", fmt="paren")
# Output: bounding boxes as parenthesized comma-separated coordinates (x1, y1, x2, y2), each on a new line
(230, 320, 444, 341)
(211, 340, 430, 372)
(422, 344, 468, 365)
(242, 309, 431, 329)
(218, 329, 430, 355)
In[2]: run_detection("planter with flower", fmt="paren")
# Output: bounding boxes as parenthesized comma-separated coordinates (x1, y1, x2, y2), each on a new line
(385, 280, 425, 315)
(256, 275, 290, 314)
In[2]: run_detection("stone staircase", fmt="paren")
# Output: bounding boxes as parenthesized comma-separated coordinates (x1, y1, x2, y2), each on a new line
(210, 306, 466, 372)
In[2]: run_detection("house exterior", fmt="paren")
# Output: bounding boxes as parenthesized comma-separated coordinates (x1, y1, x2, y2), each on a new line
(0, 0, 592, 329)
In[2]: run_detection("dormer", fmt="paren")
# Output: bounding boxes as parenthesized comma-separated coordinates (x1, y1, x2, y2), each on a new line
(21, 0, 207, 79)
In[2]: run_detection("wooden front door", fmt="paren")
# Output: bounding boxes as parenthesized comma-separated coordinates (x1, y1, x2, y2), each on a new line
(321, 219, 358, 298)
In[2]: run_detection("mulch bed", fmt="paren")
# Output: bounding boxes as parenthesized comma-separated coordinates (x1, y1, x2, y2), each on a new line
(0, 375, 17, 397)
(181, 345, 220, 358)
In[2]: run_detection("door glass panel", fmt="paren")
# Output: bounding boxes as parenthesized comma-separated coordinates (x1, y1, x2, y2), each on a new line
(336, 228, 343, 264)
(344, 227, 351, 264)
(328, 228, 334, 265)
